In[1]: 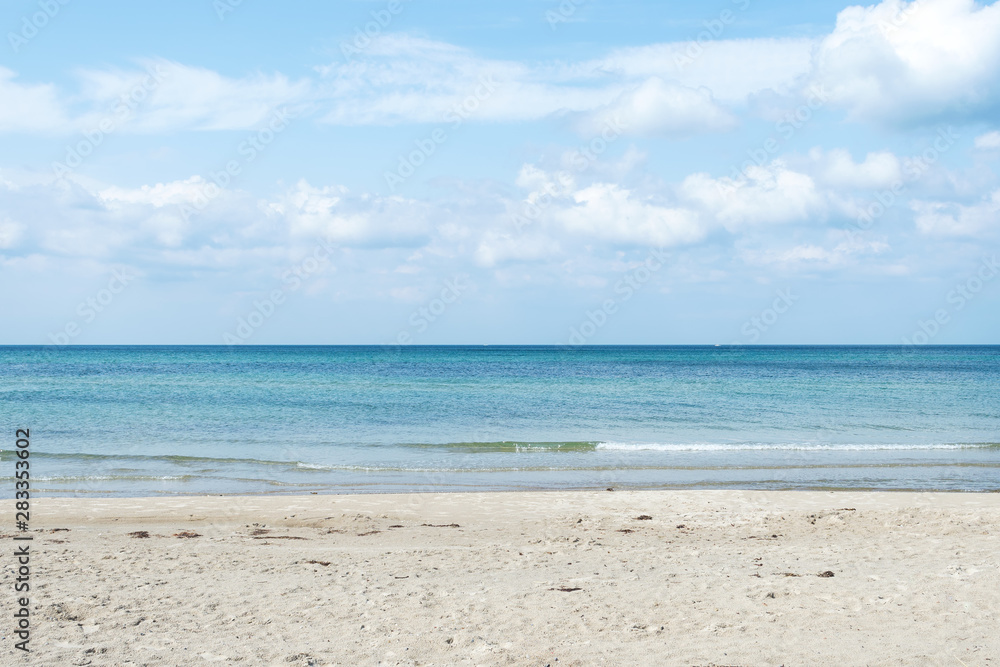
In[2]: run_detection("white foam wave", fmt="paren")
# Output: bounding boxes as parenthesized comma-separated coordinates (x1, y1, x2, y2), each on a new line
(595, 442, 985, 452)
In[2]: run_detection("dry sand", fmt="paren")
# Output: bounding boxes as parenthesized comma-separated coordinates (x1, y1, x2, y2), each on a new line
(3, 490, 999, 666)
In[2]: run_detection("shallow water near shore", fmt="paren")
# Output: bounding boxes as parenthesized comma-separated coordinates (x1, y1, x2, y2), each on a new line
(2, 345, 999, 496)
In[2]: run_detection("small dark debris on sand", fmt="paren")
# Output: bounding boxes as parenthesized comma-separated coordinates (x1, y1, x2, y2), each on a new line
(250, 528, 270, 536)
(255, 535, 307, 540)
(305, 560, 331, 566)
(356, 530, 381, 536)
(837, 508, 857, 511)
(617, 529, 635, 534)
(421, 523, 460, 528)
(394, 575, 409, 579)
(817, 570, 835, 578)
(676, 524, 686, 529)
(173, 531, 201, 538)
(606, 487, 614, 491)
(550, 587, 582, 592)
(388, 524, 405, 528)
(781, 572, 802, 577)
(128, 531, 151, 539)
(636, 515, 653, 520)
(49, 528, 70, 532)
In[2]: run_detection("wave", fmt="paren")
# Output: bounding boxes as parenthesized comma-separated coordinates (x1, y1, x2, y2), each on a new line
(400, 441, 600, 453)
(596, 442, 1000, 452)
(4, 441, 999, 468)
(400, 441, 1000, 453)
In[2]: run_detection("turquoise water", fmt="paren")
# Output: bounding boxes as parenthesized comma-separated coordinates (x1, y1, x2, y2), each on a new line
(2, 345, 999, 495)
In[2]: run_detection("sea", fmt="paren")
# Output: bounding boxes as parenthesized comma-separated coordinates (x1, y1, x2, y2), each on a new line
(2, 345, 998, 496)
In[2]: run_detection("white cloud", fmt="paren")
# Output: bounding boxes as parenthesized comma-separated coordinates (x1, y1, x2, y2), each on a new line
(3, 170, 439, 268)
(912, 189, 1000, 236)
(813, 0, 1000, 124)
(96, 176, 256, 248)
(741, 236, 890, 269)
(7, 4, 999, 138)
(681, 162, 825, 229)
(503, 165, 708, 249)
(314, 13, 1000, 133)
(554, 182, 705, 246)
(99, 176, 214, 208)
(0, 67, 67, 132)
(975, 130, 1000, 149)
(0, 36, 811, 136)
(316, 34, 804, 134)
(318, 34, 621, 126)
(578, 77, 737, 137)
(818, 149, 903, 189)
(586, 38, 815, 104)
(266, 180, 432, 247)
(0, 60, 309, 135)
(3, 2, 1000, 140)
(77, 59, 311, 132)
(0, 141, 993, 306)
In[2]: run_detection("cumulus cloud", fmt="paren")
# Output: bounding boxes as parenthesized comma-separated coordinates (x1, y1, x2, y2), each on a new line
(0, 117, 995, 323)
(912, 189, 1000, 236)
(265, 180, 433, 247)
(499, 164, 708, 252)
(812, 0, 1000, 124)
(681, 162, 825, 229)
(555, 182, 705, 246)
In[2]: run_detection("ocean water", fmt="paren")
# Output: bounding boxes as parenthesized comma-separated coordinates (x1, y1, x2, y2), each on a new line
(1, 345, 999, 496)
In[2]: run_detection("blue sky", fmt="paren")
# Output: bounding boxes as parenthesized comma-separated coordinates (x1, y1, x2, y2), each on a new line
(1, 0, 998, 344)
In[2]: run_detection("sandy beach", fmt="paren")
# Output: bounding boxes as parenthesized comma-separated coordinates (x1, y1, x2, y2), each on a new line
(4, 490, 999, 666)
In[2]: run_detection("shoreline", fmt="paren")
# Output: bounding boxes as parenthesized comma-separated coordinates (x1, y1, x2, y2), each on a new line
(20, 483, 1000, 500)
(6, 490, 999, 664)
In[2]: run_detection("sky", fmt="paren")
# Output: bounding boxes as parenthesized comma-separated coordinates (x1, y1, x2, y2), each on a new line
(0, 0, 998, 345)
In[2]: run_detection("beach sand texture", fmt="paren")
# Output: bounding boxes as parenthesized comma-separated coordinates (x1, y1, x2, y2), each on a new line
(4, 490, 998, 666)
